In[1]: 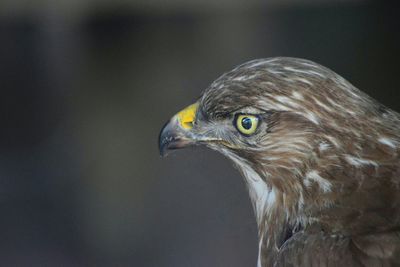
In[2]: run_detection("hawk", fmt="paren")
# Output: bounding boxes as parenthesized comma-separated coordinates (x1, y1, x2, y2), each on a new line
(158, 57, 400, 266)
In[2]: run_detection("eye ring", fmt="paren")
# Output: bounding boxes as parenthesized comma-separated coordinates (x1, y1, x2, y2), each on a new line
(234, 114, 259, 136)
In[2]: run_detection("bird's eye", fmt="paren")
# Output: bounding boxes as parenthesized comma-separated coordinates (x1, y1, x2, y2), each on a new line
(235, 114, 259, 135)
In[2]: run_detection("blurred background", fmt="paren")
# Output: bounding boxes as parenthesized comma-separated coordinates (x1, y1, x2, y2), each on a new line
(0, 0, 398, 266)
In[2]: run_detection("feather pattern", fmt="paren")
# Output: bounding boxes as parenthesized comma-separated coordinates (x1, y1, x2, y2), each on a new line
(197, 58, 400, 266)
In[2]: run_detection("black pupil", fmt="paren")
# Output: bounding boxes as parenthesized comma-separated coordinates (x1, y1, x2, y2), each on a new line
(241, 117, 252, 130)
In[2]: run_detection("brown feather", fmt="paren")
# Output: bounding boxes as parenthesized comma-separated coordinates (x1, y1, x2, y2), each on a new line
(169, 57, 400, 266)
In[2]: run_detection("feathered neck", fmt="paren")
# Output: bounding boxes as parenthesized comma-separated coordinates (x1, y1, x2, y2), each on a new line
(218, 147, 308, 266)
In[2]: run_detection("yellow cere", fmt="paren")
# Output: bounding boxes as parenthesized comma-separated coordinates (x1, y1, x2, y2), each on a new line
(176, 102, 199, 130)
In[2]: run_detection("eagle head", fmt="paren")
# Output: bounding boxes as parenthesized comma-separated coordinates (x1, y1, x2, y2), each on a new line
(158, 57, 400, 266)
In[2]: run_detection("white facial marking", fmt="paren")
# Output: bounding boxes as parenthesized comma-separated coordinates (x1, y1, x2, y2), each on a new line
(324, 135, 340, 148)
(318, 142, 330, 151)
(232, 73, 259, 81)
(300, 61, 319, 68)
(268, 69, 284, 75)
(232, 75, 247, 81)
(292, 91, 304, 100)
(302, 111, 320, 125)
(378, 137, 397, 149)
(293, 77, 313, 86)
(257, 100, 290, 112)
(275, 95, 301, 108)
(219, 149, 276, 226)
(283, 66, 325, 78)
(307, 70, 326, 78)
(248, 60, 268, 68)
(305, 170, 332, 192)
(345, 155, 378, 167)
(312, 97, 333, 112)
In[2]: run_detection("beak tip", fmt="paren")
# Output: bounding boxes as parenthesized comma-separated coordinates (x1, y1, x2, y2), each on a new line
(158, 118, 194, 157)
(158, 121, 169, 157)
(159, 142, 168, 157)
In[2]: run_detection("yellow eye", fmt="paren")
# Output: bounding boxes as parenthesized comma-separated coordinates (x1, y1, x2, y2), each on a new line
(235, 115, 259, 135)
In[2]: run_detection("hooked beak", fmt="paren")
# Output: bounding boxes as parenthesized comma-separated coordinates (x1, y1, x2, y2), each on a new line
(159, 102, 199, 157)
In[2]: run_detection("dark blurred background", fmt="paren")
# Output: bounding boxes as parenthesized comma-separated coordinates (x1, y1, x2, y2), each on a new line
(0, 0, 398, 266)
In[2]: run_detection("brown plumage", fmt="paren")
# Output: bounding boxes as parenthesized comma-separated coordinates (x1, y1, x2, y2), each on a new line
(159, 57, 400, 266)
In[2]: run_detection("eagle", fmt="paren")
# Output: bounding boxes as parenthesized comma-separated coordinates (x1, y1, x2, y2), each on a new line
(158, 57, 400, 266)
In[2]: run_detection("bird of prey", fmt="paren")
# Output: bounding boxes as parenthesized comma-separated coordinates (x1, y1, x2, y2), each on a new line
(158, 57, 400, 266)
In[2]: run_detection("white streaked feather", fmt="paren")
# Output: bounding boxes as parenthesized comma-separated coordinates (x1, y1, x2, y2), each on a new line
(219, 148, 276, 227)
(345, 155, 378, 167)
(378, 137, 397, 149)
(305, 170, 332, 192)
